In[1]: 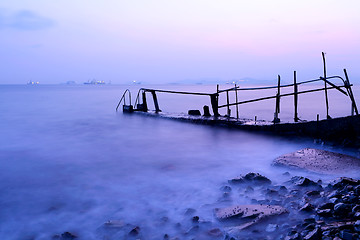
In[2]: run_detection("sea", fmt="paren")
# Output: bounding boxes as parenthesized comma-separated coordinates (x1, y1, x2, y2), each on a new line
(0, 84, 359, 239)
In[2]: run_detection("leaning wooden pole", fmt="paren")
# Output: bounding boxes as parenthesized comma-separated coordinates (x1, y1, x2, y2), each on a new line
(322, 52, 330, 119)
(294, 71, 299, 122)
(344, 68, 359, 115)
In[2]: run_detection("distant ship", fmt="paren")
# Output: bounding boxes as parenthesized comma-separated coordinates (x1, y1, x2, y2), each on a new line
(27, 81, 39, 85)
(84, 79, 105, 85)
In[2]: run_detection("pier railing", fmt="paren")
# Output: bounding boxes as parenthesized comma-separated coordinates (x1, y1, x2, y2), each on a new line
(217, 70, 358, 122)
(116, 53, 358, 123)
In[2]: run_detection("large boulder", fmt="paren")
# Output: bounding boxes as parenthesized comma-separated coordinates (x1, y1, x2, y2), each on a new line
(273, 148, 360, 174)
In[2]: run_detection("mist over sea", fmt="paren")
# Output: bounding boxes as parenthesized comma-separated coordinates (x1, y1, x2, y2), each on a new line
(0, 84, 359, 239)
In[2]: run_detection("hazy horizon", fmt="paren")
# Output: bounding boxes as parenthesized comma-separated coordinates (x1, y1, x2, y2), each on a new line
(1, 0, 359, 84)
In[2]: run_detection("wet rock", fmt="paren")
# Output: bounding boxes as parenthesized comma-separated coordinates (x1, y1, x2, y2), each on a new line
(355, 185, 360, 195)
(215, 204, 287, 234)
(285, 232, 301, 240)
(304, 223, 315, 231)
(333, 177, 360, 189)
(305, 190, 321, 197)
(342, 194, 358, 204)
(289, 176, 321, 190)
(328, 190, 341, 198)
(354, 212, 360, 219)
(339, 230, 354, 240)
(304, 218, 316, 224)
(317, 209, 332, 217)
(299, 203, 314, 212)
(334, 203, 352, 217)
(303, 227, 321, 240)
(215, 204, 287, 221)
(321, 221, 356, 232)
(192, 216, 199, 223)
(264, 188, 280, 198)
(129, 226, 140, 236)
(351, 205, 360, 213)
(228, 173, 271, 185)
(60, 232, 77, 240)
(329, 197, 340, 204)
(354, 220, 360, 232)
(318, 202, 335, 210)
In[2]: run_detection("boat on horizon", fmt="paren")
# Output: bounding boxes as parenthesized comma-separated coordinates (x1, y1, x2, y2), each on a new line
(84, 79, 105, 85)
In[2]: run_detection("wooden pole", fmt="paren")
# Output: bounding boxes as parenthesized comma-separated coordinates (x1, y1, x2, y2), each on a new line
(344, 68, 359, 115)
(277, 75, 281, 114)
(235, 84, 239, 119)
(151, 90, 161, 112)
(142, 91, 148, 112)
(322, 52, 330, 119)
(294, 71, 298, 122)
(273, 75, 281, 123)
(226, 90, 230, 117)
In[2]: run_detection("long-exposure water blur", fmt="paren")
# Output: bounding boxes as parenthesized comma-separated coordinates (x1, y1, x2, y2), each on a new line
(0, 84, 359, 239)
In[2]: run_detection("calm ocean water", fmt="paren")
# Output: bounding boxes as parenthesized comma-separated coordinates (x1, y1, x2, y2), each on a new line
(0, 84, 359, 239)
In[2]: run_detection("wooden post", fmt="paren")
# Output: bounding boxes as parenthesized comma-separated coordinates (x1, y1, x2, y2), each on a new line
(142, 91, 148, 112)
(151, 90, 161, 113)
(273, 75, 281, 123)
(322, 52, 330, 119)
(235, 84, 239, 119)
(344, 68, 359, 115)
(210, 94, 219, 117)
(277, 75, 281, 114)
(294, 71, 299, 122)
(226, 90, 230, 117)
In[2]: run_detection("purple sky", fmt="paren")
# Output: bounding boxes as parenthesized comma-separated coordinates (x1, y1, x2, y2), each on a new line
(0, 0, 359, 84)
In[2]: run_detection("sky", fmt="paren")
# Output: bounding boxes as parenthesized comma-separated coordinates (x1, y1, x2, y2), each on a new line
(0, 0, 359, 84)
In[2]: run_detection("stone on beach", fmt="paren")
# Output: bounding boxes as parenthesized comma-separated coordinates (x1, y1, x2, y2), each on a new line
(228, 172, 271, 185)
(214, 204, 288, 232)
(273, 148, 360, 174)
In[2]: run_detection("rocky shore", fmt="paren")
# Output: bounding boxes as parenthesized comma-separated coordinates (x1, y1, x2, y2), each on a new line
(220, 173, 360, 240)
(52, 172, 360, 240)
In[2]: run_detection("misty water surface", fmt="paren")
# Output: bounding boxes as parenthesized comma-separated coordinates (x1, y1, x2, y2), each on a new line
(0, 84, 359, 239)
